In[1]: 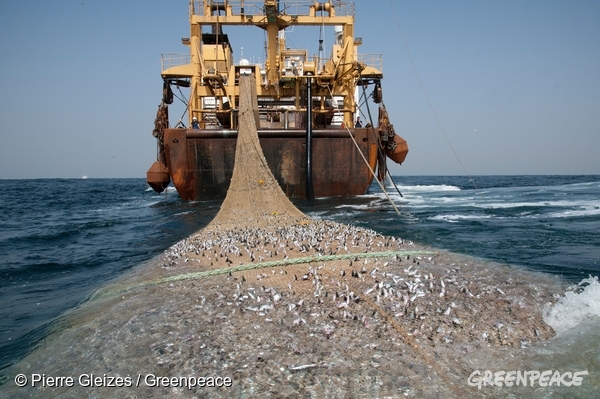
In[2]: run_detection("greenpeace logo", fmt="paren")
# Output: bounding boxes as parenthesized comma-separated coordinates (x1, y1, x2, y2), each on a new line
(467, 369, 588, 389)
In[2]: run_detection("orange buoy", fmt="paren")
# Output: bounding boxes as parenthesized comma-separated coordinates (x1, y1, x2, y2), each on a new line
(146, 161, 170, 193)
(386, 135, 409, 164)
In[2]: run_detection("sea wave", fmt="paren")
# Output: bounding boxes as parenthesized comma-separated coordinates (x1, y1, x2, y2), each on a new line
(543, 276, 600, 335)
(474, 199, 600, 210)
(429, 214, 495, 223)
(393, 184, 461, 192)
(544, 206, 600, 219)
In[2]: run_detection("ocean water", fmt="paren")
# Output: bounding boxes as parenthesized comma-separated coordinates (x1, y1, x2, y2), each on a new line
(1, 175, 599, 379)
(308, 175, 600, 280)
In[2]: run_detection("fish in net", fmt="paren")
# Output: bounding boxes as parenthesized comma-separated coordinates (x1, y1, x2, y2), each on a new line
(1, 76, 566, 399)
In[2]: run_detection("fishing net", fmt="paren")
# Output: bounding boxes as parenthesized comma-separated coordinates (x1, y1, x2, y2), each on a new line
(1, 75, 569, 399)
(125, 75, 558, 395)
(207, 75, 305, 231)
(185, 76, 426, 292)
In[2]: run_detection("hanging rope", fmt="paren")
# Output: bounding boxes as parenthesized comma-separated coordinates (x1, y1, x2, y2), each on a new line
(387, 168, 404, 198)
(325, 84, 402, 216)
(358, 77, 404, 198)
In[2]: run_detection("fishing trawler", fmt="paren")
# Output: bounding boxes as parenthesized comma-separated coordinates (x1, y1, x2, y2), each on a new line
(147, 0, 408, 200)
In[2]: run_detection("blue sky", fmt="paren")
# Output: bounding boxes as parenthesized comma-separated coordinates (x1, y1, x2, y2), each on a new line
(1, 0, 598, 178)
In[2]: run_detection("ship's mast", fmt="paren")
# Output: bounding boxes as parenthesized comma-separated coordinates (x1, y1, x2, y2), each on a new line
(264, 1, 281, 89)
(189, 1, 203, 121)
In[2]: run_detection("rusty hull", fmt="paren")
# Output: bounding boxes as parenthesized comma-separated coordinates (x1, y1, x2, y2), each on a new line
(163, 128, 378, 201)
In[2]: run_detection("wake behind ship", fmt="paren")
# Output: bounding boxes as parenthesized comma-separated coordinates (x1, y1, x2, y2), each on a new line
(147, 0, 408, 200)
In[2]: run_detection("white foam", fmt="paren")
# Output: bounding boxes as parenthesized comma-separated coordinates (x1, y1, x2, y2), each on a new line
(394, 184, 461, 193)
(475, 199, 594, 209)
(372, 192, 465, 208)
(310, 210, 358, 220)
(545, 206, 600, 219)
(336, 204, 372, 211)
(543, 276, 600, 335)
(565, 181, 600, 189)
(145, 185, 175, 193)
(174, 210, 194, 216)
(430, 214, 494, 223)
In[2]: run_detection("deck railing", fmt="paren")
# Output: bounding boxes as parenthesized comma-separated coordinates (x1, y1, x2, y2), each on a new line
(191, 1, 355, 18)
(358, 53, 383, 74)
(165, 2, 381, 75)
(161, 52, 382, 76)
(161, 53, 191, 72)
